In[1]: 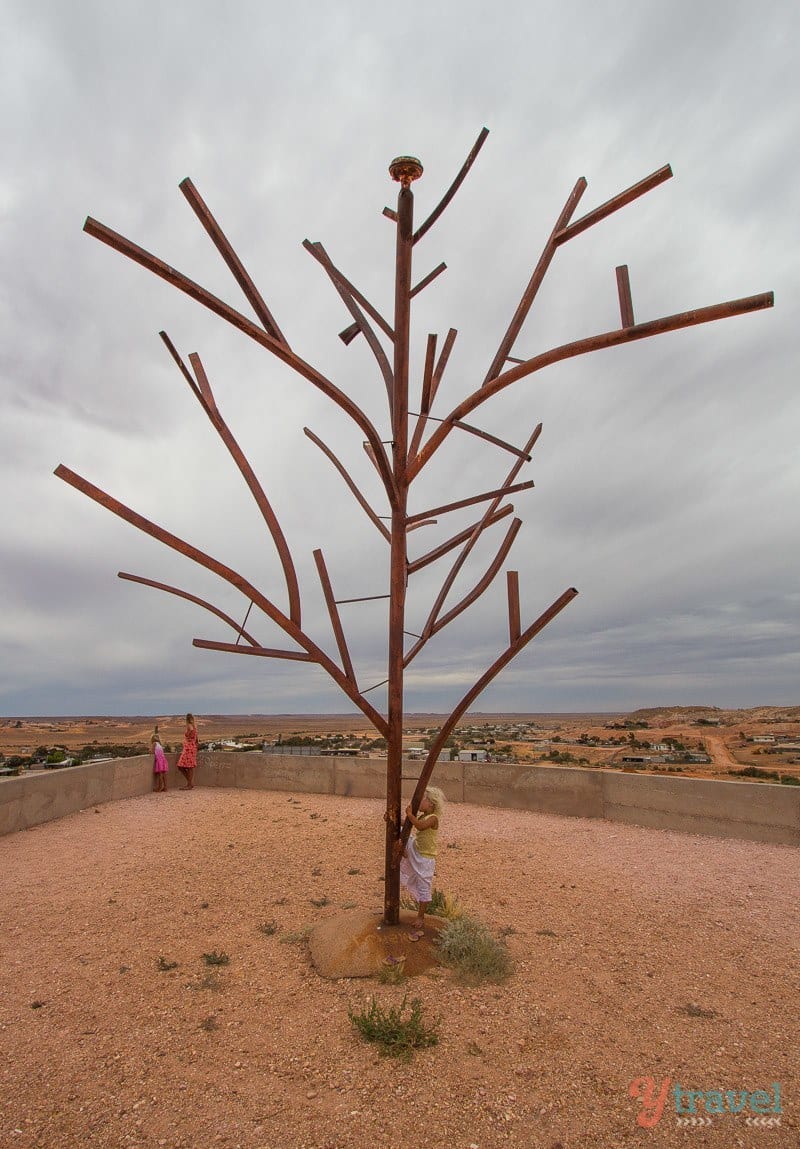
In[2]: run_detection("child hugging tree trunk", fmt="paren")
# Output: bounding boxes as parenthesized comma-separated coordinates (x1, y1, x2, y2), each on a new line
(400, 786, 445, 940)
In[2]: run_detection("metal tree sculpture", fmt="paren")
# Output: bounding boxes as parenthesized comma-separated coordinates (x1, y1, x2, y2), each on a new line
(56, 129, 772, 925)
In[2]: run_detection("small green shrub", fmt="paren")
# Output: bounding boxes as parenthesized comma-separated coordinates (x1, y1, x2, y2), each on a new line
(348, 995, 438, 1060)
(727, 766, 780, 781)
(436, 916, 513, 983)
(781, 775, 800, 786)
(202, 950, 230, 967)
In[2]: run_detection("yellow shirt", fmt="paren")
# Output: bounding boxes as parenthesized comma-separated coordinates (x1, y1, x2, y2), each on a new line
(415, 823, 438, 857)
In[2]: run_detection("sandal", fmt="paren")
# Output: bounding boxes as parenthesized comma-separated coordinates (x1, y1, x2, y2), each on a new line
(408, 928, 424, 941)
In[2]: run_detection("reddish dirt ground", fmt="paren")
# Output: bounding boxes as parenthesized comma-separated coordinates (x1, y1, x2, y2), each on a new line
(0, 787, 797, 1148)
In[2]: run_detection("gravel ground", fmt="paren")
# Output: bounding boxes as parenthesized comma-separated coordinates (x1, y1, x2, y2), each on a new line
(0, 787, 797, 1149)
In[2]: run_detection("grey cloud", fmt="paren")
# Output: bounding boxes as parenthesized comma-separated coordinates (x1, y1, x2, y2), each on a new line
(0, 0, 797, 717)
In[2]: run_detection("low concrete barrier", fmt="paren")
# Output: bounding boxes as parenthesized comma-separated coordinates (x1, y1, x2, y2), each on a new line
(0, 756, 154, 836)
(1, 753, 798, 847)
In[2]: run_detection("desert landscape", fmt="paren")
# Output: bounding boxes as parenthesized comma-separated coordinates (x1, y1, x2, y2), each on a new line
(2, 706, 799, 783)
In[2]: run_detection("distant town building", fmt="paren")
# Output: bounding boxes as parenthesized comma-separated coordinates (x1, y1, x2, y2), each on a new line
(459, 749, 488, 763)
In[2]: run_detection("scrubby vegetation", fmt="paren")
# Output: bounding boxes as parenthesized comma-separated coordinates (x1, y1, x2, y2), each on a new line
(436, 916, 513, 983)
(348, 995, 439, 1060)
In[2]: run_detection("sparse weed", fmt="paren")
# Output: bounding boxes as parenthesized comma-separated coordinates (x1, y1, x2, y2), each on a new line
(258, 920, 279, 936)
(678, 1003, 717, 1019)
(310, 896, 330, 908)
(202, 950, 230, 967)
(200, 1015, 219, 1032)
(378, 955, 406, 985)
(348, 995, 438, 1060)
(279, 927, 312, 945)
(185, 970, 222, 991)
(436, 916, 513, 983)
(156, 956, 179, 971)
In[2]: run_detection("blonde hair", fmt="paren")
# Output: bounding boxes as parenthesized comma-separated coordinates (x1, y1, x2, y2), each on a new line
(424, 786, 445, 818)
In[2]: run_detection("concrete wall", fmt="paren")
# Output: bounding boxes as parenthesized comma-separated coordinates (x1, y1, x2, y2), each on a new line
(0, 755, 154, 836)
(1, 753, 798, 847)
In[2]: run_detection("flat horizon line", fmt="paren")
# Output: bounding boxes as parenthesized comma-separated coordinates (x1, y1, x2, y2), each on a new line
(3, 703, 796, 722)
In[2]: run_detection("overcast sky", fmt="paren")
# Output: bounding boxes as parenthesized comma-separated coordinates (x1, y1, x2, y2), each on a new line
(1, 0, 797, 719)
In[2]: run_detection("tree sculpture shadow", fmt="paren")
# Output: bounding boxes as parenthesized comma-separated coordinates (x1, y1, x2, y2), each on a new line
(55, 128, 772, 923)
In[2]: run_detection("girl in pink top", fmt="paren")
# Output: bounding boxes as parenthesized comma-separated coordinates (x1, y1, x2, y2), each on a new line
(177, 713, 197, 789)
(151, 730, 168, 793)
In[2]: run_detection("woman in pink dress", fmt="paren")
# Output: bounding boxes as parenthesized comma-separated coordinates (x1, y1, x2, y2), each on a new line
(177, 712, 198, 789)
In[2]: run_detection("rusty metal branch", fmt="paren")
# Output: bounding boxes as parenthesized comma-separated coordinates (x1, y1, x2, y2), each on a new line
(553, 165, 673, 247)
(408, 291, 775, 480)
(54, 463, 389, 737)
(401, 587, 579, 845)
(408, 334, 439, 461)
(407, 479, 533, 525)
(179, 177, 288, 345)
(407, 328, 458, 466)
(507, 571, 520, 643)
(304, 240, 394, 412)
(193, 640, 313, 661)
(429, 327, 457, 408)
(411, 425, 541, 642)
(434, 516, 522, 631)
(482, 177, 588, 386)
(160, 334, 302, 626)
(419, 334, 438, 415)
(413, 127, 489, 244)
(407, 504, 514, 575)
(616, 264, 635, 328)
(313, 548, 357, 685)
(117, 571, 261, 646)
(83, 216, 399, 509)
(410, 262, 447, 299)
(404, 516, 522, 666)
(304, 427, 391, 542)
(303, 236, 397, 399)
(410, 412, 534, 461)
(159, 331, 204, 402)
